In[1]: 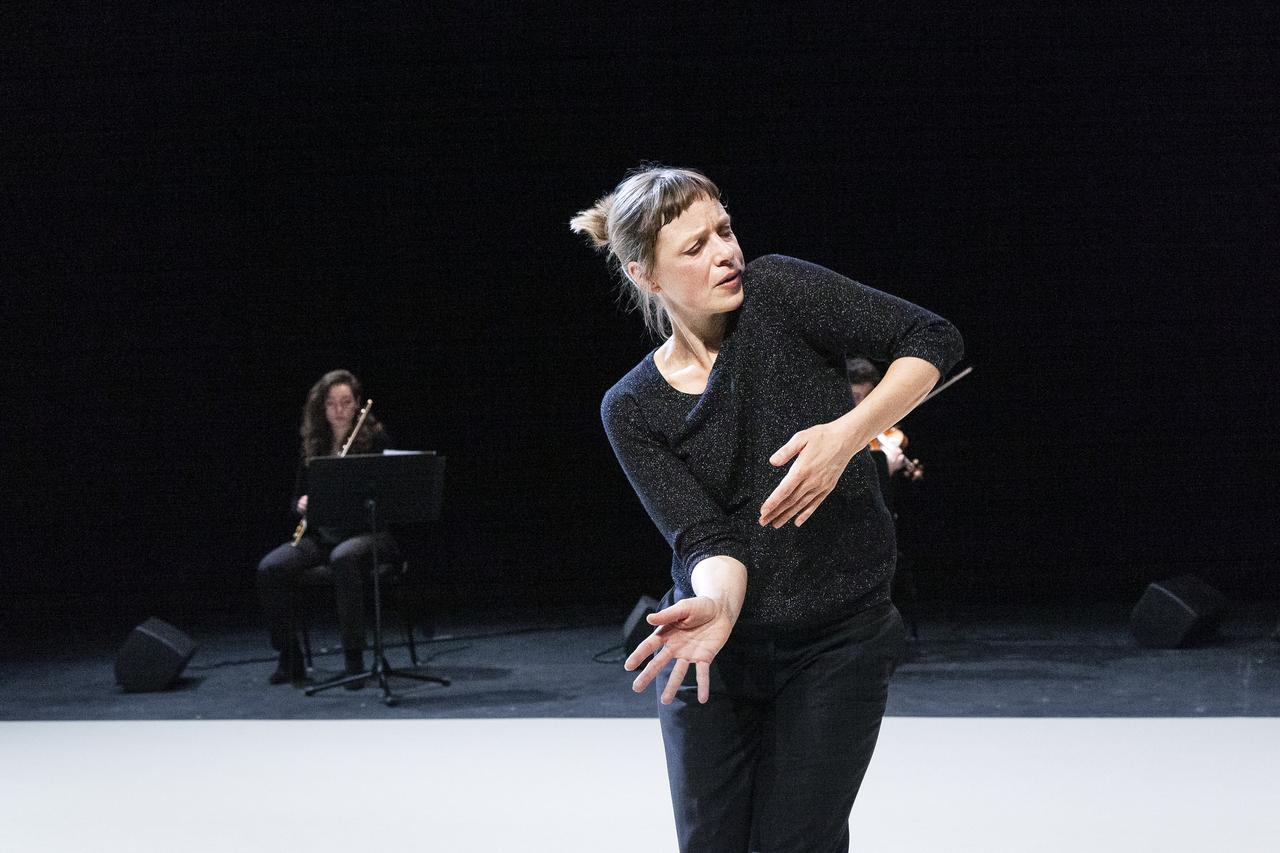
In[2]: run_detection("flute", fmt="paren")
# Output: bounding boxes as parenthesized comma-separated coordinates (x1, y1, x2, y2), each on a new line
(290, 398, 373, 546)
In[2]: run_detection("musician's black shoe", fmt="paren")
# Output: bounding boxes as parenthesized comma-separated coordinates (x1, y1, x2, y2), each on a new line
(269, 645, 307, 685)
(343, 649, 366, 690)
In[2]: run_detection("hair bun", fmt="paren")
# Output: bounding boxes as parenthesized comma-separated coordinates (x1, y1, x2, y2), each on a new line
(569, 194, 615, 252)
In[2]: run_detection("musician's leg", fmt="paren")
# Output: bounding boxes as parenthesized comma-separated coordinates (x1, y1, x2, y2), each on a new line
(328, 532, 401, 674)
(256, 538, 325, 683)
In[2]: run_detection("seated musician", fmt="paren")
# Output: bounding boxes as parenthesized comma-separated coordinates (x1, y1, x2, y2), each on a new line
(847, 357, 918, 507)
(256, 369, 396, 687)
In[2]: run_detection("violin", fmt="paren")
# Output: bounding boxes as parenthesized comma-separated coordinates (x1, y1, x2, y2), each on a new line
(869, 426, 924, 481)
(859, 365, 973, 482)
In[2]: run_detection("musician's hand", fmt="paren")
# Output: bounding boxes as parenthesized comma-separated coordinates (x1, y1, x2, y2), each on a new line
(759, 422, 858, 528)
(624, 596, 734, 705)
(881, 441, 907, 476)
(296, 495, 308, 515)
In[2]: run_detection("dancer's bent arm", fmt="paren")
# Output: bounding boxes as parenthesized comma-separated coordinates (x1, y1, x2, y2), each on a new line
(759, 355, 942, 528)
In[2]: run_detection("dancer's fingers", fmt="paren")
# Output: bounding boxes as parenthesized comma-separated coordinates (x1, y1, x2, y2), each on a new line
(661, 659, 690, 705)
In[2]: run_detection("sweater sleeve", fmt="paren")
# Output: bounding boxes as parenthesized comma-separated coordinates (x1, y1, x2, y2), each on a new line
(291, 459, 306, 517)
(601, 386, 749, 589)
(759, 254, 964, 376)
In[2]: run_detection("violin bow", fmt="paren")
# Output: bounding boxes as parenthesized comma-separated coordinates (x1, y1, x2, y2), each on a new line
(920, 365, 972, 407)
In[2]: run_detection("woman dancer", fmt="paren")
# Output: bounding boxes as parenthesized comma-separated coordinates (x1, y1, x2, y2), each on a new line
(572, 166, 961, 852)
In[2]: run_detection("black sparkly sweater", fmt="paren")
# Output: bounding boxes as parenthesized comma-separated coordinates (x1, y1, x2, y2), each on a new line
(601, 254, 963, 635)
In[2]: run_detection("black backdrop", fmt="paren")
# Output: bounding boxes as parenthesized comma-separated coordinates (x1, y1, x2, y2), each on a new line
(5, 3, 1276, 633)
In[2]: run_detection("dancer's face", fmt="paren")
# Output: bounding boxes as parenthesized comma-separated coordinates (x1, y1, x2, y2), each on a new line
(632, 196, 745, 323)
(324, 383, 357, 436)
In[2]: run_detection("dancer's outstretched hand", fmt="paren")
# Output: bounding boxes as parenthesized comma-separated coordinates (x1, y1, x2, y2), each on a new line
(624, 596, 734, 705)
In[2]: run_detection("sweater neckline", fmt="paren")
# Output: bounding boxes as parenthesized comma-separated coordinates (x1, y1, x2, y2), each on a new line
(645, 318, 738, 399)
(642, 279, 744, 398)
(646, 349, 713, 398)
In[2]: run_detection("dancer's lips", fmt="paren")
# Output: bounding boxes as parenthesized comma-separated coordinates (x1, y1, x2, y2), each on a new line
(716, 270, 742, 289)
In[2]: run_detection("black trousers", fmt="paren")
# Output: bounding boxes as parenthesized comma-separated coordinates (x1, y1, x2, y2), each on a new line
(657, 600, 908, 853)
(255, 532, 399, 658)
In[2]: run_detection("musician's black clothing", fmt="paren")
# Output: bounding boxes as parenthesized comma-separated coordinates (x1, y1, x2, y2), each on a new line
(257, 432, 397, 677)
(257, 531, 400, 662)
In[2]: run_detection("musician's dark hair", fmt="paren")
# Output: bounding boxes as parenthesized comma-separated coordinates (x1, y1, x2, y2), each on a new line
(299, 369, 385, 462)
(845, 357, 884, 387)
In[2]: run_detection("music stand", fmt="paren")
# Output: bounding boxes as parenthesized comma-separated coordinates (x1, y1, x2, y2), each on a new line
(303, 451, 450, 706)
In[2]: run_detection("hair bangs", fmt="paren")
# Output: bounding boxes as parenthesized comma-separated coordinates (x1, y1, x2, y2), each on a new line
(647, 170, 721, 236)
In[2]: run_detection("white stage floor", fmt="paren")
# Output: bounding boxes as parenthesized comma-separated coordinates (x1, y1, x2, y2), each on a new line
(2, 718, 1276, 852)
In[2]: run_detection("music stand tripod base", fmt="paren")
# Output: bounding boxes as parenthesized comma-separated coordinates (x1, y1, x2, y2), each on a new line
(305, 654, 449, 706)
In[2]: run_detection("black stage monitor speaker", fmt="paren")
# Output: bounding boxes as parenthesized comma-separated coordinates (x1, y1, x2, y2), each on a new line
(115, 618, 197, 692)
(1129, 575, 1227, 648)
(623, 596, 660, 657)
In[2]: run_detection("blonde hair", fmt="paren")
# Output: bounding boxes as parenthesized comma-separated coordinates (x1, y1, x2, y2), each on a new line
(570, 165, 721, 338)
